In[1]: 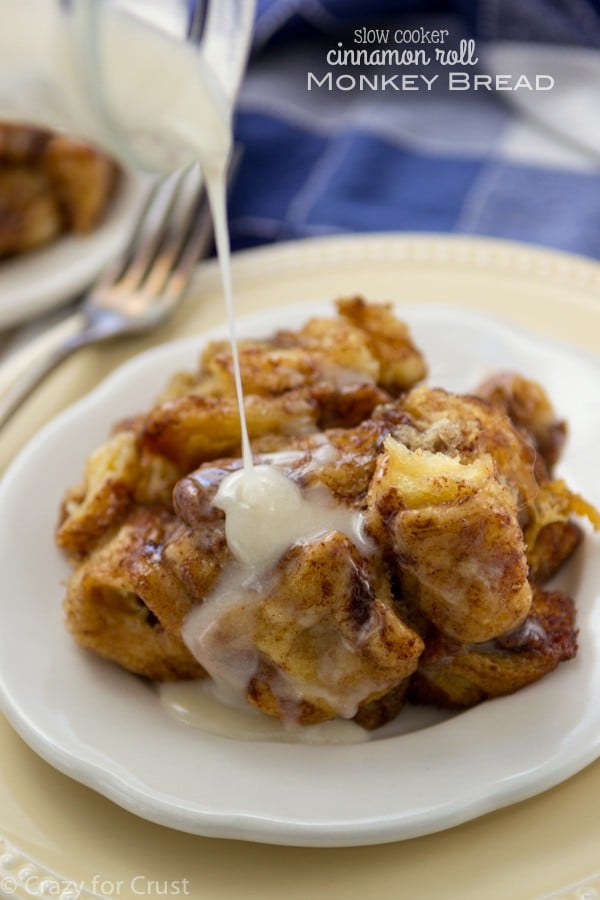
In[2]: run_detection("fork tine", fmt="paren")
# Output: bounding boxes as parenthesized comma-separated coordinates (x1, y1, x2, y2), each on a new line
(117, 175, 213, 324)
(111, 166, 194, 295)
(158, 180, 216, 308)
(87, 172, 180, 297)
(139, 162, 207, 298)
(144, 149, 243, 313)
(94, 149, 242, 311)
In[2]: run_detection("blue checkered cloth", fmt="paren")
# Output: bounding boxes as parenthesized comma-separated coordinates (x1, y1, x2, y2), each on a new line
(229, 0, 600, 260)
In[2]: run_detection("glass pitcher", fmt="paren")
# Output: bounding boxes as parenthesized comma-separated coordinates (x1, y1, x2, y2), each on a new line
(0, 0, 256, 173)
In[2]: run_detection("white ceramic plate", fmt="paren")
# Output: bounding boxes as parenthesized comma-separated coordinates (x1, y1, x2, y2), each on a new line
(0, 301, 599, 848)
(0, 169, 147, 329)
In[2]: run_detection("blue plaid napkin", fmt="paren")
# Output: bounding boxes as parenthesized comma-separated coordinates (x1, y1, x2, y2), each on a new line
(229, 0, 600, 260)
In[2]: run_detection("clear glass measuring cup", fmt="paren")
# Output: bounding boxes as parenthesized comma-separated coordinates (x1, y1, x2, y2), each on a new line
(0, 0, 256, 172)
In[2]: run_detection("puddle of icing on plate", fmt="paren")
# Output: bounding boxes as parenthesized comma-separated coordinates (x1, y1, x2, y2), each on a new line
(157, 679, 370, 744)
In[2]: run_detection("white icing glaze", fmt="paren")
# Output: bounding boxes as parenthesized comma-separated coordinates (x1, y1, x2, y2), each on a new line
(182, 564, 261, 693)
(213, 465, 372, 572)
(182, 75, 379, 736)
(181, 472, 377, 725)
(158, 679, 369, 744)
(205, 164, 254, 469)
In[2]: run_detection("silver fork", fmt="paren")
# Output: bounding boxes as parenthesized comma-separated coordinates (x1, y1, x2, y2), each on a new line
(0, 161, 213, 430)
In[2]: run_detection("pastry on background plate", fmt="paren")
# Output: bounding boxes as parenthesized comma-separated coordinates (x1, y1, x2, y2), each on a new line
(0, 122, 120, 258)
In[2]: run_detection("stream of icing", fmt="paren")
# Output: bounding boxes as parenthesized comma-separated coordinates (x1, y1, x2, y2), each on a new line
(158, 53, 377, 741)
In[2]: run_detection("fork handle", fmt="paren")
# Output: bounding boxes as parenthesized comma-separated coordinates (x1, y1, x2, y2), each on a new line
(0, 313, 90, 431)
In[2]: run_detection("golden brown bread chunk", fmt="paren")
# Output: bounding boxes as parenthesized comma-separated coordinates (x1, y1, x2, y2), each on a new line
(182, 532, 424, 726)
(57, 431, 141, 558)
(141, 298, 425, 470)
(337, 296, 428, 393)
(0, 123, 48, 162)
(379, 384, 598, 584)
(410, 585, 577, 708)
(368, 435, 532, 643)
(528, 520, 582, 584)
(202, 313, 381, 396)
(0, 122, 119, 258)
(525, 478, 600, 552)
(57, 428, 184, 559)
(157, 298, 426, 405)
(0, 167, 63, 256)
(476, 371, 566, 471)
(142, 389, 320, 471)
(42, 134, 119, 233)
(352, 681, 410, 730)
(64, 507, 204, 681)
(252, 533, 424, 723)
(395, 386, 539, 522)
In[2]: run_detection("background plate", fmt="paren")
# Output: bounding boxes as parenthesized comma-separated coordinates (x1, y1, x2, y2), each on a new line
(0, 170, 146, 329)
